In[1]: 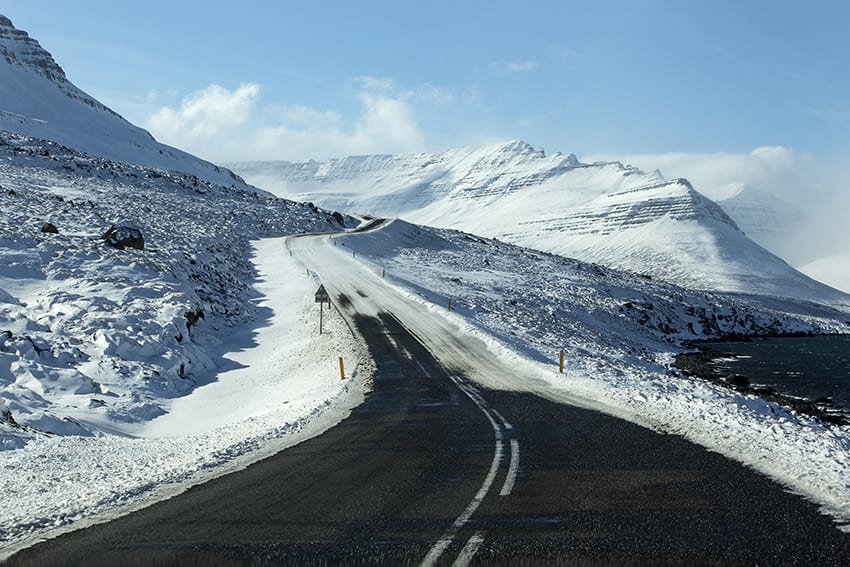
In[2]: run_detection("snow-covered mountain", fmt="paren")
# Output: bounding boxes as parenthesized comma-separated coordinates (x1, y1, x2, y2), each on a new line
(704, 183, 808, 261)
(800, 253, 850, 294)
(0, 15, 246, 188)
(228, 141, 848, 304)
(0, 130, 345, 448)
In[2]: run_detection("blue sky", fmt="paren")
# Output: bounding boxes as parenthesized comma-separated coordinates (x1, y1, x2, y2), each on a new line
(2, 1, 849, 166)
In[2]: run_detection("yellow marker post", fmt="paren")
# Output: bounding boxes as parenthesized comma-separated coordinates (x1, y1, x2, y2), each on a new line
(339, 356, 345, 380)
(559, 350, 565, 374)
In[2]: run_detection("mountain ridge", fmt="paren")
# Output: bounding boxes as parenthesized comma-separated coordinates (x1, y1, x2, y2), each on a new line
(0, 15, 250, 189)
(228, 141, 848, 306)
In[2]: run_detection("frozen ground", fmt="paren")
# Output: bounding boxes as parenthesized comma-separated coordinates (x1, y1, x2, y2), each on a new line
(229, 140, 850, 305)
(0, 131, 348, 446)
(3, 13, 846, 555)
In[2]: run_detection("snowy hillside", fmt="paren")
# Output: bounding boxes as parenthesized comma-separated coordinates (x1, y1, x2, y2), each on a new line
(707, 183, 808, 261)
(0, 130, 348, 449)
(0, 15, 247, 188)
(326, 219, 850, 527)
(800, 253, 850, 294)
(228, 141, 848, 305)
(343, 219, 850, 357)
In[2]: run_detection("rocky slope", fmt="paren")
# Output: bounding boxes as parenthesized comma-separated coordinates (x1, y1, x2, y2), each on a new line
(0, 130, 344, 447)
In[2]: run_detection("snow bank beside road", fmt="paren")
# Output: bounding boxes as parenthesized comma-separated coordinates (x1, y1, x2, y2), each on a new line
(337, 219, 850, 529)
(0, 237, 368, 556)
(0, 131, 347, 446)
(0, 130, 369, 555)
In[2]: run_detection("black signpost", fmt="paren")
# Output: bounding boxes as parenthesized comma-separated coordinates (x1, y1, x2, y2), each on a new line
(315, 284, 330, 334)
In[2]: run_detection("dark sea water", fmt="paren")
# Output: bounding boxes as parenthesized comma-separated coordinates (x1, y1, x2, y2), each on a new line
(703, 335, 850, 411)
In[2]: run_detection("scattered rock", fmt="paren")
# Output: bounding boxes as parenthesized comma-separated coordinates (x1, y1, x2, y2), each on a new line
(184, 307, 204, 331)
(101, 225, 144, 250)
(675, 347, 848, 426)
(725, 373, 749, 389)
(40, 222, 58, 234)
(1, 407, 18, 428)
(332, 211, 344, 225)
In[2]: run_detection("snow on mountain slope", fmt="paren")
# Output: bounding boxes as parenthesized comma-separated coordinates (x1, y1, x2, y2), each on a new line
(228, 141, 849, 305)
(707, 183, 808, 260)
(800, 253, 850, 294)
(0, 15, 247, 189)
(0, 130, 350, 450)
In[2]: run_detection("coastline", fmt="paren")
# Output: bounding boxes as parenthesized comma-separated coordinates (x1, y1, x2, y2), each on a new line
(675, 334, 850, 426)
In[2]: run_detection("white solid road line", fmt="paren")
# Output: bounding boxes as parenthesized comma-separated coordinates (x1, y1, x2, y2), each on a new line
(414, 359, 432, 378)
(488, 408, 519, 497)
(453, 381, 519, 498)
(421, 375, 523, 565)
(452, 531, 486, 567)
(500, 439, 520, 497)
(491, 408, 513, 430)
(420, 438, 503, 567)
(421, 377, 506, 567)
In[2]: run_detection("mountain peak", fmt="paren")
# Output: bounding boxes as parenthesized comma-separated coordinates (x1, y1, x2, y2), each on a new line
(495, 139, 536, 153)
(0, 14, 253, 189)
(481, 139, 580, 168)
(0, 14, 68, 85)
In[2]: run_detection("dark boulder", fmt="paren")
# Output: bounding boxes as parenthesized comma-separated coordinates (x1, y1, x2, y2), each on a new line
(101, 225, 144, 251)
(332, 211, 345, 225)
(41, 222, 59, 234)
(185, 307, 205, 331)
(726, 373, 749, 389)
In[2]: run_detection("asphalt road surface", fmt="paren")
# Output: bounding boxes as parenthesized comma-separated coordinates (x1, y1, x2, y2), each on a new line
(8, 291, 850, 565)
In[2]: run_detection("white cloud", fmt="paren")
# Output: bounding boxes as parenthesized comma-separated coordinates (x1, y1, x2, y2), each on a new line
(145, 78, 433, 162)
(414, 83, 454, 106)
(584, 147, 813, 206)
(354, 92, 423, 150)
(146, 83, 259, 147)
(489, 60, 539, 75)
(280, 105, 342, 130)
(254, 92, 424, 160)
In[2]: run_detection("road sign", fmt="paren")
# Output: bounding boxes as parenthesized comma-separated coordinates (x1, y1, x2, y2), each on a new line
(314, 284, 329, 303)
(315, 285, 330, 334)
